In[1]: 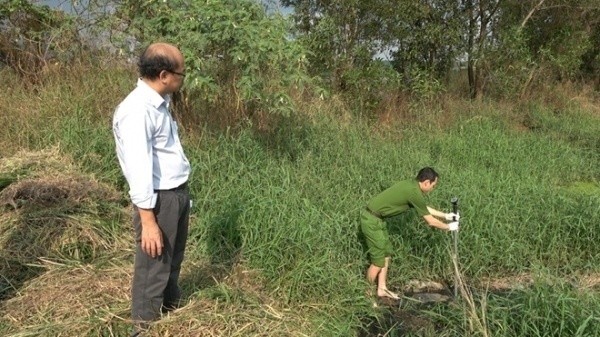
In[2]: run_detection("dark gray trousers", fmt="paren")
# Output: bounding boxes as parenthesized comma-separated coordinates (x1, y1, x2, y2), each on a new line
(131, 186, 190, 324)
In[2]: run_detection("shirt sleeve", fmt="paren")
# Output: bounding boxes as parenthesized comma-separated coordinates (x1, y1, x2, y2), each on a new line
(409, 192, 430, 217)
(114, 105, 158, 209)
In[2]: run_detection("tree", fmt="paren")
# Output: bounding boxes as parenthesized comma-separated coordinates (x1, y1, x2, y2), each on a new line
(283, 0, 464, 98)
(0, 0, 79, 83)
(389, 1, 463, 87)
(459, 0, 503, 99)
(282, 0, 397, 89)
(486, 0, 600, 97)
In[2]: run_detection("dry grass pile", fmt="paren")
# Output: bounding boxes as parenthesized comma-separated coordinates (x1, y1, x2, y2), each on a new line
(0, 148, 128, 257)
(0, 147, 130, 300)
(151, 298, 315, 337)
(1, 264, 131, 336)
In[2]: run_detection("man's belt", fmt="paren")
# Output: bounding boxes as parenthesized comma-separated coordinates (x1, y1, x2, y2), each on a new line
(366, 206, 383, 219)
(155, 181, 188, 192)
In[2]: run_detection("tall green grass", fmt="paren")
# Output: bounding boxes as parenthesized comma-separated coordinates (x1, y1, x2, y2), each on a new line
(1, 64, 600, 336)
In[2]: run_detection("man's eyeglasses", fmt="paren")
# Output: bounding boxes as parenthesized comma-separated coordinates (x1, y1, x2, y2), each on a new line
(167, 69, 186, 77)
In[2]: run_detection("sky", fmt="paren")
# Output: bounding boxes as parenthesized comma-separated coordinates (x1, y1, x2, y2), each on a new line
(39, 0, 293, 15)
(39, 0, 73, 12)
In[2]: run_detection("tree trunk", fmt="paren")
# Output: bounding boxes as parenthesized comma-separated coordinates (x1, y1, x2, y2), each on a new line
(466, 0, 478, 99)
(468, 58, 477, 99)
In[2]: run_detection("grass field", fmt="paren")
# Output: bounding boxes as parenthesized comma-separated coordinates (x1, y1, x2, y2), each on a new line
(1, 64, 599, 336)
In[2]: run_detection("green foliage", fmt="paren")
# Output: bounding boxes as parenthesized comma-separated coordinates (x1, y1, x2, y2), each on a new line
(114, 0, 311, 118)
(580, 23, 600, 81)
(339, 60, 403, 116)
(427, 280, 600, 337)
(405, 66, 445, 100)
(284, 0, 392, 78)
(538, 30, 591, 80)
(485, 27, 537, 98)
(293, 14, 341, 79)
(516, 1, 594, 82)
(390, 0, 463, 81)
(287, 0, 463, 99)
(487, 0, 600, 95)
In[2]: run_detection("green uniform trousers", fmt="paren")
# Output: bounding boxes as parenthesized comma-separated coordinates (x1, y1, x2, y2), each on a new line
(360, 209, 393, 268)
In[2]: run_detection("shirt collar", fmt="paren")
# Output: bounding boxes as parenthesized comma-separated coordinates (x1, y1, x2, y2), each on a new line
(415, 180, 425, 195)
(136, 78, 170, 108)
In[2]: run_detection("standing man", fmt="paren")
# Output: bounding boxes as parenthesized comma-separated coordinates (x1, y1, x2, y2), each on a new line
(360, 167, 459, 300)
(113, 42, 191, 334)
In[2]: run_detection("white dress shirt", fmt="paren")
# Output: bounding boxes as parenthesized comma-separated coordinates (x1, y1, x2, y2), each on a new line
(113, 79, 191, 209)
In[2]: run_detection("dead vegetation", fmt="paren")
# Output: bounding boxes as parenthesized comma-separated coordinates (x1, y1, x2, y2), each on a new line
(1, 263, 131, 336)
(0, 148, 138, 335)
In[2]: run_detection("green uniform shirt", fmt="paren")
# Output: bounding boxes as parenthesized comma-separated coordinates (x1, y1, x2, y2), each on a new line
(367, 179, 430, 218)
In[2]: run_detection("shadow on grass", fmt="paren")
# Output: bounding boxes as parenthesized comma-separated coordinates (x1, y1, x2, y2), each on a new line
(205, 205, 243, 268)
(179, 202, 243, 299)
(251, 114, 312, 162)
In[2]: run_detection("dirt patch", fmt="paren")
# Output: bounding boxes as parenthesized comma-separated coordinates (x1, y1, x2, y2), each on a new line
(479, 273, 535, 291)
(359, 307, 437, 337)
(360, 273, 600, 337)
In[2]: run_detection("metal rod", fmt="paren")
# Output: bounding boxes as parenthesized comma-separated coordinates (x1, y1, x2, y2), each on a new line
(451, 197, 459, 298)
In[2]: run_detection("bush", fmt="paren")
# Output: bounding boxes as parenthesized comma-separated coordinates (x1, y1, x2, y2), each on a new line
(111, 0, 313, 127)
(0, 0, 79, 84)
